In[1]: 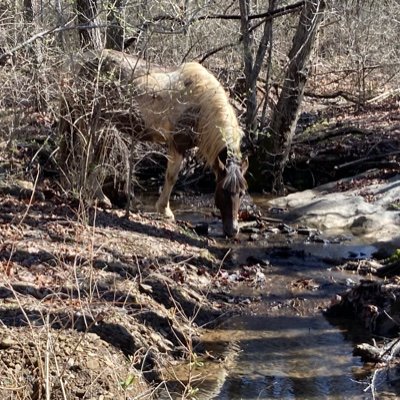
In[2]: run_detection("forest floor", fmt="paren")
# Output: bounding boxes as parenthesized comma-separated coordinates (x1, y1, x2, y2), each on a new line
(0, 99, 399, 399)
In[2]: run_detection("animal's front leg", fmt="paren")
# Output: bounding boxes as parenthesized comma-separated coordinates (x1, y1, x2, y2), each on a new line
(156, 150, 183, 219)
(87, 170, 112, 209)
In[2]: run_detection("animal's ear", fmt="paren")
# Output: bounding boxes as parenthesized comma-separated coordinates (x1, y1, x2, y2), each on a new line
(241, 156, 249, 174)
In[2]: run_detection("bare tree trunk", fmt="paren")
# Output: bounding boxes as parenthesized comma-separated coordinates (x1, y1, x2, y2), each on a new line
(266, 0, 325, 193)
(239, 0, 255, 131)
(55, 0, 66, 48)
(106, 0, 124, 50)
(23, 0, 34, 22)
(76, 0, 102, 50)
(240, 0, 275, 137)
(259, 2, 275, 131)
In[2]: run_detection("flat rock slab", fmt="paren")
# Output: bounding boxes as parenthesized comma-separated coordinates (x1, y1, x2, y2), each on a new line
(269, 171, 400, 247)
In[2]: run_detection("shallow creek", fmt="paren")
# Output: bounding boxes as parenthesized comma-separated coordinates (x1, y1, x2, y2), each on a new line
(201, 241, 376, 400)
(138, 194, 380, 399)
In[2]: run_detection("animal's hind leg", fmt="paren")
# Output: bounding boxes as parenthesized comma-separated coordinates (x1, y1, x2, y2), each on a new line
(156, 148, 184, 219)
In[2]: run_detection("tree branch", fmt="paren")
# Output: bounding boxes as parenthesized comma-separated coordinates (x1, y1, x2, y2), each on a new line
(197, 0, 303, 63)
(0, 19, 129, 65)
(198, 1, 305, 21)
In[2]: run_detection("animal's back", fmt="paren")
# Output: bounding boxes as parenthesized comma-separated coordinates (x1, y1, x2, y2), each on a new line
(67, 50, 242, 162)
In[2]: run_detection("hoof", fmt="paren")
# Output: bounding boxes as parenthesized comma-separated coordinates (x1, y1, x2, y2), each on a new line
(97, 197, 112, 209)
(156, 202, 175, 220)
(93, 194, 112, 209)
(161, 209, 175, 220)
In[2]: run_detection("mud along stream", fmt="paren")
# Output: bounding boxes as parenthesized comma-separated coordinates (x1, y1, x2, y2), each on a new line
(137, 194, 379, 400)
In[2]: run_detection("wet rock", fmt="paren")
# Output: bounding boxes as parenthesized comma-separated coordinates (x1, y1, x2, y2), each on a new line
(246, 256, 270, 266)
(307, 234, 330, 244)
(269, 172, 400, 247)
(337, 259, 380, 275)
(269, 207, 286, 214)
(297, 226, 319, 236)
(241, 225, 260, 234)
(329, 234, 353, 244)
(279, 223, 296, 235)
(249, 233, 260, 241)
(345, 278, 357, 287)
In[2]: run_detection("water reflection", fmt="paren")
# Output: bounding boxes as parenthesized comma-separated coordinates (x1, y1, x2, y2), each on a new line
(200, 238, 376, 400)
(207, 313, 371, 400)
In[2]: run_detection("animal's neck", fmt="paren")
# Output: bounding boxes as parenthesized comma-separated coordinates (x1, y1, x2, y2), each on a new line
(177, 63, 242, 168)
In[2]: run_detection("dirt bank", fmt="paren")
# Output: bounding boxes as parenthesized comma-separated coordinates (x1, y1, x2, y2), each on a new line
(0, 181, 246, 399)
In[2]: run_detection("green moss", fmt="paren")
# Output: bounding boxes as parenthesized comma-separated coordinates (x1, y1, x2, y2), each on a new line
(388, 249, 400, 263)
(388, 201, 400, 211)
(301, 119, 330, 135)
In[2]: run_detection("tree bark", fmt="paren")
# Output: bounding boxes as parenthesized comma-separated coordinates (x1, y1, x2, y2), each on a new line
(55, 0, 66, 48)
(23, 0, 34, 22)
(239, 0, 255, 131)
(239, 0, 275, 136)
(263, 0, 325, 194)
(106, 0, 124, 50)
(76, 0, 102, 50)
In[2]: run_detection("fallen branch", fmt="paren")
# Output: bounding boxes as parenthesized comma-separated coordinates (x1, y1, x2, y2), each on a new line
(366, 88, 400, 104)
(303, 89, 361, 104)
(335, 150, 400, 171)
(354, 342, 384, 363)
(354, 337, 400, 363)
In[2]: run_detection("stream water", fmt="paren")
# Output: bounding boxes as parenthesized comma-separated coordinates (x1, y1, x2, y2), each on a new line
(137, 194, 381, 399)
(201, 243, 375, 400)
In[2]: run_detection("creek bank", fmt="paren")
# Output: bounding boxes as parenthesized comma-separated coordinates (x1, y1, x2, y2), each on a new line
(266, 169, 400, 398)
(0, 181, 251, 399)
(269, 170, 400, 337)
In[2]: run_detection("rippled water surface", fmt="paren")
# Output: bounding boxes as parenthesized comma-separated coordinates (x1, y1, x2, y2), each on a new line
(140, 193, 379, 399)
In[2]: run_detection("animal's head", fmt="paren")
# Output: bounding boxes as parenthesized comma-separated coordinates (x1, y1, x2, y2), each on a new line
(214, 156, 248, 238)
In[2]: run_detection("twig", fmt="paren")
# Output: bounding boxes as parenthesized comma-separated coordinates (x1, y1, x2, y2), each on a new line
(17, 166, 41, 228)
(0, 18, 74, 64)
(0, 18, 121, 64)
(196, 0, 304, 21)
(303, 89, 361, 104)
(365, 367, 379, 399)
(197, 1, 304, 62)
(45, 315, 51, 400)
